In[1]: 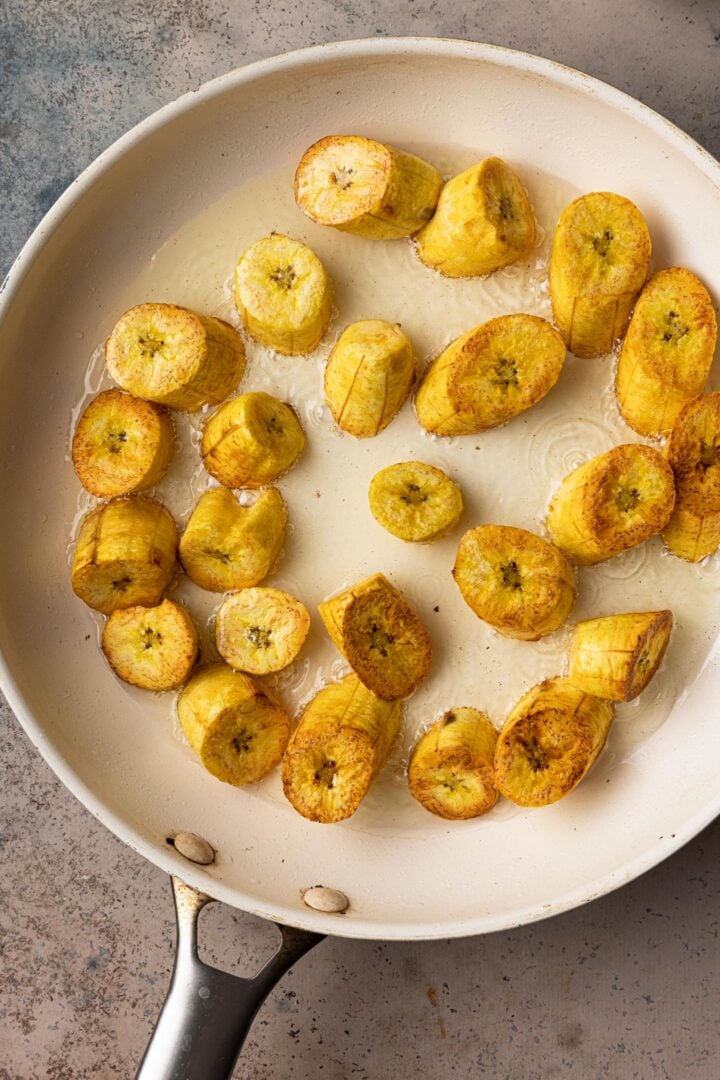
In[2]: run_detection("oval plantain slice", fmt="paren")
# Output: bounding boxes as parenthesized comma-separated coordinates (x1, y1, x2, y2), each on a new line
(663, 392, 720, 561)
(106, 302, 245, 411)
(71, 496, 178, 615)
(102, 598, 198, 691)
(568, 610, 673, 702)
(546, 443, 675, 565)
(202, 391, 306, 489)
(494, 677, 614, 807)
(616, 268, 717, 436)
(177, 662, 290, 786)
(215, 587, 310, 675)
(281, 672, 403, 823)
(368, 461, 463, 542)
(549, 192, 651, 358)
(453, 525, 575, 640)
(294, 135, 442, 240)
(234, 233, 332, 355)
(415, 157, 536, 278)
(324, 320, 415, 438)
(414, 314, 565, 437)
(408, 708, 498, 820)
(72, 389, 174, 498)
(179, 487, 287, 592)
(318, 572, 432, 701)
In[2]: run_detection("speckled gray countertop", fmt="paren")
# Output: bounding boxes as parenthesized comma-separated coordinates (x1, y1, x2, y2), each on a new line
(2, 3, 720, 1078)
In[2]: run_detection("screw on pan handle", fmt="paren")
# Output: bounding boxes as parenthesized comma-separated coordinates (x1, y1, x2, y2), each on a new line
(136, 876, 324, 1080)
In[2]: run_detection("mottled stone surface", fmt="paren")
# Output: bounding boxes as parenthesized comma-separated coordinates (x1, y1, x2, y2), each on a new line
(2, 2, 720, 1077)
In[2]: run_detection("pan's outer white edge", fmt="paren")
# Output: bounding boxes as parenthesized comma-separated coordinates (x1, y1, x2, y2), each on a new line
(2, 37, 720, 941)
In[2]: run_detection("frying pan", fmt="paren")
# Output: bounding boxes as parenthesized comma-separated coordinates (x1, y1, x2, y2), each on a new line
(2, 38, 720, 1078)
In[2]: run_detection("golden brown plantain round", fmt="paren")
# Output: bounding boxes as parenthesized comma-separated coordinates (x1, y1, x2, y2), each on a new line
(662, 392, 720, 560)
(324, 320, 415, 437)
(415, 157, 535, 277)
(615, 268, 717, 436)
(281, 673, 402, 823)
(494, 677, 614, 807)
(71, 496, 178, 615)
(102, 598, 198, 691)
(106, 302, 245, 410)
(294, 135, 441, 239)
(453, 525, 576, 640)
(178, 663, 290, 786)
(546, 443, 675, 565)
(234, 233, 333, 354)
(318, 572, 432, 701)
(549, 192, 651, 358)
(414, 314, 565, 437)
(408, 708, 498, 820)
(215, 587, 310, 675)
(201, 391, 306, 489)
(72, 389, 174, 498)
(568, 610, 673, 701)
(368, 461, 463, 542)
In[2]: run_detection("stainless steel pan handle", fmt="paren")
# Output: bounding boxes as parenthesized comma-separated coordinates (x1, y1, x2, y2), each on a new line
(136, 877, 324, 1080)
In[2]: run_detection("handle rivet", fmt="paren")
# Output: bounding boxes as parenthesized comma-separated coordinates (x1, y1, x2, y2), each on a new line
(169, 832, 216, 865)
(302, 885, 349, 913)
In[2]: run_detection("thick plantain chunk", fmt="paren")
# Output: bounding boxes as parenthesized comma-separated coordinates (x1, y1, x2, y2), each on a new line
(106, 302, 245, 411)
(179, 487, 286, 592)
(324, 320, 415, 437)
(414, 314, 565, 436)
(494, 678, 614, 807)
(663, 392, 720, 561)
(318, 572, 431, 700)
(294, 135, 442, 240)
(453, 525, 575, 640)
(71, 496, 178, 614)
(72, 389, 174, 498)
(408, 708, 498, 820)
(202, 391, 306, 489)
(234, 233, 332, 355)
(616, 268, 717, 436)
(549, 192, 651, 358)
(178, 662, 290, 786)
(568, 610, 673, 702)
(368, 461, 463, 542)
(546, 444, 675, 565)
(102, 598, 198, 691)
(415, 157, 535, 278)
(281, 672, 402, 822)
(216, 587, 310, 675)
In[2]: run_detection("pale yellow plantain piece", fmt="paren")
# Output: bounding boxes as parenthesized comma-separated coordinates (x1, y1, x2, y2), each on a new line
(202, 392, 306, 489)
(179, 487, 286, 592)
(106, 303, 245, 411)
(71, 496, 178, 615)
(177, 662, 290, 786)
(616, 268, 717, 436)
(568, 610, 672, 702)
(453, 525, 575, 640)
(294, 135, 441, 239)
(102, 598, 198, 691)
(72, 389, 174, 498)
(546, 443, 675, 565)
(215, 587, 310, 675)
(324, 320, 415, 437)
(414, 314, 565, 436)
(234, 233, 332, 355)
(416, 157, 535, 278)
(494, 677, 614, 807)
(549, 192, 651, 358)
(368, 461, 463, 542)
(408, 708, 498, 820)
(318, 572, 431, 701)
(662, 392, 720, 561)
(281, 672, 402, 823)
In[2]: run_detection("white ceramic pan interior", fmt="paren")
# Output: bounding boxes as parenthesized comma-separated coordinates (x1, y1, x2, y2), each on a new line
(1, 39, 719, 940)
